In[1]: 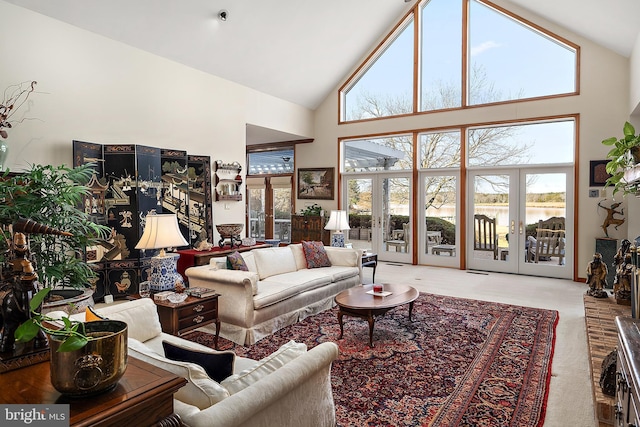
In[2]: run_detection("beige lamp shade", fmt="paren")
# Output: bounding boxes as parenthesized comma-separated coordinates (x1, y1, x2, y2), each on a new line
(135, 214, 188, 252)
(324, 210, 350, 232)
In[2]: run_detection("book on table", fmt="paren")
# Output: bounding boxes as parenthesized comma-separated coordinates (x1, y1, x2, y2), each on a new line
(186, 287, 216, 298)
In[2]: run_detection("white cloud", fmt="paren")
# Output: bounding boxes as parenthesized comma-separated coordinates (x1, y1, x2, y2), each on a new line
(470, 41, 501, 56)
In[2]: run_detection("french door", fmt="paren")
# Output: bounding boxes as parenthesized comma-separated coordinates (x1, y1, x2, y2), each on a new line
(247, 176, 292, 243)
(467, 166, 573, 279)
(344, 174, 413, 263)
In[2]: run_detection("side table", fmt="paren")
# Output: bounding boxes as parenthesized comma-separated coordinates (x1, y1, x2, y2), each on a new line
(362, 253, 378, 283)
(0, 356, 187, 427)
(131, 294, 220, 349)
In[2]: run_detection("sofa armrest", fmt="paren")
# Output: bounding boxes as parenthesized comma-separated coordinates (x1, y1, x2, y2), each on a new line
(186, 266, 259, 328)
(176, 342, 339, 427)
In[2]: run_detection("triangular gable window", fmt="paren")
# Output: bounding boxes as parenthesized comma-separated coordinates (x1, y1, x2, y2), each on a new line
(339, 0, 578, 123)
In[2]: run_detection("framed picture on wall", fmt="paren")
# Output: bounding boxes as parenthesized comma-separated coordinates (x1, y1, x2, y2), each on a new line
(297, 167, 335, 200)
(589, 160, 611, 187)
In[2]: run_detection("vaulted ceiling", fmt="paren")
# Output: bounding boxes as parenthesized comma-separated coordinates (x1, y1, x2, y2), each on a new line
(5, 0, 640, 143)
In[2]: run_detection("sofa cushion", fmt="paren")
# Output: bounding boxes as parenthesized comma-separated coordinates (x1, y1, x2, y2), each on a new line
(162, 341, 235, 383)
(289, 244, 307, 270)
(254, 270, 333, 309)
(227, 251, 248, 271)
(94, 298, 162, 342)
(253, 247, 298, 279)
(241, 251, 258, 273)
(302, 241, 331, 268)
(128, 338, 230, 409)
(220, 340, 307, 395)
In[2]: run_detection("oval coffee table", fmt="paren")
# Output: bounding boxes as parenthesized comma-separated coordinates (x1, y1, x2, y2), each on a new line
(334, 283, 419, 347)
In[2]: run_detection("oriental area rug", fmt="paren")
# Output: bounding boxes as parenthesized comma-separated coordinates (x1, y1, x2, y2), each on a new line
(184, 293, 558, 427)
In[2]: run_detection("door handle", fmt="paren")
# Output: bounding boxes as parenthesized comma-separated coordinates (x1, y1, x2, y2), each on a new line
(510, 220, 515, 234)
(377, 217, 381, 227)
(519, 221, 524, 234)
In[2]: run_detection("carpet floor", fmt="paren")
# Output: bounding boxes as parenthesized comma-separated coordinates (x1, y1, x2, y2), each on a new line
(185, 292, 558, 427)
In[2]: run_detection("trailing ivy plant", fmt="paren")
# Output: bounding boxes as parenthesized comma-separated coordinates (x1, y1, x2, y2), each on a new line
(0, 163, 110, 289)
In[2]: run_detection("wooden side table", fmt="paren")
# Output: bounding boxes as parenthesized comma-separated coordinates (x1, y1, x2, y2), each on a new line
(362, 253, 378, 283)
(0, 357, 187, 427)
(154, 294, 220, 348)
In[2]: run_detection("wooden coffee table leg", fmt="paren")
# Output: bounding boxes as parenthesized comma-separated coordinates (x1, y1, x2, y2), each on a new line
(367, 311, 375, 348)
(408, 301, 415, 322)
(338, 309, 344, 339)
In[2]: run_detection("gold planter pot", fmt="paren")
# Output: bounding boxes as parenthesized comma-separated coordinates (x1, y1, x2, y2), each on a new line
(48, 320, 128, 396)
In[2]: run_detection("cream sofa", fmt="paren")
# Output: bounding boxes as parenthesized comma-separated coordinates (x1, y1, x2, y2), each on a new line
(52, 298, 338, 427)
(186, 244, 361, 345)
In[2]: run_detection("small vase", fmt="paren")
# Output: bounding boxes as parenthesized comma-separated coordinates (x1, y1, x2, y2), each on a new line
(0, 140, 8, 171)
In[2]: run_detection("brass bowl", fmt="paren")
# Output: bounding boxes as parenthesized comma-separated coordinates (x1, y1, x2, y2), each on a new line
(48, 320, 128, 397)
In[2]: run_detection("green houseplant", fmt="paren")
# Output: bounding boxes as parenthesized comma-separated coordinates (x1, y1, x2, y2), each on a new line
(602, 121, 640, 196)
(0, 163, 110, 291)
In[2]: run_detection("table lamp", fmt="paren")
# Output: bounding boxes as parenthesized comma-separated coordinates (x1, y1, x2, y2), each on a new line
(135, 213, 189, 292)
(324, 210, 350, 247)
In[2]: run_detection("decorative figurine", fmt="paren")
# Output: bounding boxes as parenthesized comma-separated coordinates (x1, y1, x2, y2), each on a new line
(613, 239, 633, 304)
(598, 200, 625, 237)
(0, 232, 48, 352)
(586, 253, 609, 298)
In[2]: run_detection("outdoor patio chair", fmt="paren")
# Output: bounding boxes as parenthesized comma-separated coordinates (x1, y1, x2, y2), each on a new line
(526, 217, 565, 265)
(473, 214, 498, 260)
(385, 223, 409, 253)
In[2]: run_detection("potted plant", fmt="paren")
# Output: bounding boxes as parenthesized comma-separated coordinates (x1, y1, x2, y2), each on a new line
(14, 287, 128, 396)
(0, 163, 110, 304)
(602, 121, 640, 196)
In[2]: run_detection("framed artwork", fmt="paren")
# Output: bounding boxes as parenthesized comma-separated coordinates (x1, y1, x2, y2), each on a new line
(298, 167, 335, 200)
(589, 160, 611, 187)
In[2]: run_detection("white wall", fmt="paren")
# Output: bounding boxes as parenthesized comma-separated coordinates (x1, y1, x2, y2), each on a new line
(630, 32, 640, 116)
(0, 1, 314, 243)
(302, 0, 631, 279)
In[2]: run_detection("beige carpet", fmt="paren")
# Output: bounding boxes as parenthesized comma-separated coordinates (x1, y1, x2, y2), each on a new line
(364, 262, 594, 427)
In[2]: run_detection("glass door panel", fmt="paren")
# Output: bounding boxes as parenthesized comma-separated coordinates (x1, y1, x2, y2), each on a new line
(248, 188, 265, 240)
(380, 177, 412, 262)
(468, 173, 513, 272)
(273, 187, 292, 243)
(519, 171, 570, 278)
(345, 177, 374, 253)
(344, 175, 412, 263)
(421, 174, 458, 266)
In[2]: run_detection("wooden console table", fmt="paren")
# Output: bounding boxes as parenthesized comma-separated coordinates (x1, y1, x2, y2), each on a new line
(0, 357, 187, 427)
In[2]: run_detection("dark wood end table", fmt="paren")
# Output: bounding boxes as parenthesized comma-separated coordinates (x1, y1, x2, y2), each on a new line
(130, 293, 220, 349)
(0, 356, 187, 427)
(335, 283, 419, 347)
(361, 253, 378, 283)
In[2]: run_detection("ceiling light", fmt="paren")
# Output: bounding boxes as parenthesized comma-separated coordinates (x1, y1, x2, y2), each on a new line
(218, 9, 228, 21)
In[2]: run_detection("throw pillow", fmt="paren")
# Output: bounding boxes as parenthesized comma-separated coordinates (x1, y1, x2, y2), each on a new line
(301, 241, 331, 269)
(162, 341, 235, 383)
(227, 251, 249, 271)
